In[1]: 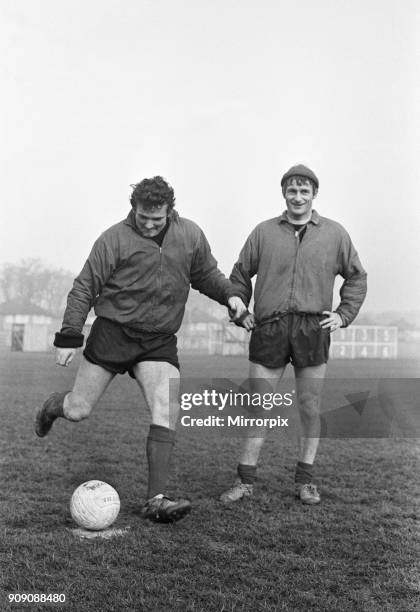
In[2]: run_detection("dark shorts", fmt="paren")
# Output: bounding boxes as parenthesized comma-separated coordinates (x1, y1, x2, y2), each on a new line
(84, 317, 179, 377)
(249, 313, 330, 369)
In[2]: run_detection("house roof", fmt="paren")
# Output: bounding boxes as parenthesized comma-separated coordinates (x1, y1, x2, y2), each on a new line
(0, 298, 54, 317)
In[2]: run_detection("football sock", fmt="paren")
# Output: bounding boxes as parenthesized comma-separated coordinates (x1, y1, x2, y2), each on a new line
(237, 463, 257, 485)
(295, 461, 314, 484)
(49, 391, 67, 417)
(146, 424, 176, 499)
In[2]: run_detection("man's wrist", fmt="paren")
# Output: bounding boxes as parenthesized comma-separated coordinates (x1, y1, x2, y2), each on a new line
(226, 291, 247, 307)
(54, 332, 84, 348)
(234, 309, 251, 326)
(334, 311, 345, 327)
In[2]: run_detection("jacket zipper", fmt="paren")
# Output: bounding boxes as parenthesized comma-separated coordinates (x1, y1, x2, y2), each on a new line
(159, 246, 163, 293)
(154, 227, 167, 319)
(152, 245, 163, 322)
(288, 230, 301, 311)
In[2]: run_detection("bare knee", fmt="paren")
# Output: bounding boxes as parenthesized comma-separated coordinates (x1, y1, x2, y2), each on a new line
(152, 404, 178, 429)
(149, 391, 182, 430)
(64, 392, 93, 421)
(298, 392, 321, 421)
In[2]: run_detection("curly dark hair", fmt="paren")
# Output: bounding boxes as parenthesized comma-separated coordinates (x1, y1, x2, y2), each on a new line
(130, 176, 176, 211)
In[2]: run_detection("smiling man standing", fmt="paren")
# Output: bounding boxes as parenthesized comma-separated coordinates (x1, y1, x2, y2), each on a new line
(35, 176, 247, 523)
(220, 164, 367, 505)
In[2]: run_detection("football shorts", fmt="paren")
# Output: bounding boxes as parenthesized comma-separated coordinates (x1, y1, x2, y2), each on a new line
(249, 313, 331, 369)
(84, 317, 179, 376)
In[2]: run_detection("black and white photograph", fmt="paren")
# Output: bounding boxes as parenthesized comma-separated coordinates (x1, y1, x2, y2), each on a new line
(1, 1, 419, 610)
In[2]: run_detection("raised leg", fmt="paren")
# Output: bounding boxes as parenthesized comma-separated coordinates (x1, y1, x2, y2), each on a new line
(35, 357, 115, 437)
(64, 357, 115, 421)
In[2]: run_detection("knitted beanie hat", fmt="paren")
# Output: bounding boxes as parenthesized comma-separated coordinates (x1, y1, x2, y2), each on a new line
(281, 164, 319, 189)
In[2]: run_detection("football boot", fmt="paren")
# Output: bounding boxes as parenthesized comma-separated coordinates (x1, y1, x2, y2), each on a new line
(219, 479, 254, 504)
(35, 391, 67, 437)
(141, 495, 191, 523)
(295, 483, 321, 505)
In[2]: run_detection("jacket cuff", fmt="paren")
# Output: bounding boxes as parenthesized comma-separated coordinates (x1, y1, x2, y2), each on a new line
(54, 332, 84, 348)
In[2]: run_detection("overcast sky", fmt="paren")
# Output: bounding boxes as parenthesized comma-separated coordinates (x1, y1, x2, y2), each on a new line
(1, 0, 419, 312)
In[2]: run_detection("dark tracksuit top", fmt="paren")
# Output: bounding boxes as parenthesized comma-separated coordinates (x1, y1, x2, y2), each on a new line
(230, 210, 367, 327)
(55, 210, 236, 348)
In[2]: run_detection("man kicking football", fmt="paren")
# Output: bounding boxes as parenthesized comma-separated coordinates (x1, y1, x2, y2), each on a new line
(35, 176, 247, 522)
(220, 164, 367, 505)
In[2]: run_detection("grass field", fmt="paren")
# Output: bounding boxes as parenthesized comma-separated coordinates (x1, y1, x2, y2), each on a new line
(1, 352, 419, 611)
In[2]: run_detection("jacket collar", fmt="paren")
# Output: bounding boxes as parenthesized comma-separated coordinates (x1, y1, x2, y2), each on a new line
(278, 209, 320, 226)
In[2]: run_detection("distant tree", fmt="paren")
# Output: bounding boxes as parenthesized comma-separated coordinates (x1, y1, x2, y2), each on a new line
(389, 317, 416, 331)
(0, 259, 75, 316)
(353, 312, 376, 325)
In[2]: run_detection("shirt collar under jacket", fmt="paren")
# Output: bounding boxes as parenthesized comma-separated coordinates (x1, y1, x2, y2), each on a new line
(278, 209, 320, 226)
(124, 208, 179, 231)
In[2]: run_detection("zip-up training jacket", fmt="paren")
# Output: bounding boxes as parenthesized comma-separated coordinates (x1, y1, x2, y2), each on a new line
(230, 210, 367, 327)
(55, 210, 236, 347)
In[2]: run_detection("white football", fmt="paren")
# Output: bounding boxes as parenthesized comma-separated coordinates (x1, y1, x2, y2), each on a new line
(70, 480, 120, 531)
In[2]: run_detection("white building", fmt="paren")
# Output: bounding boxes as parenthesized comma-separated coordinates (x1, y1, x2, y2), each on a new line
(0, 298, 55, 352)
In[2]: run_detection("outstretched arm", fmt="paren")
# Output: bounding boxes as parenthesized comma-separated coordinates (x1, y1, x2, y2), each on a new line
(190, 229, 245, 318)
